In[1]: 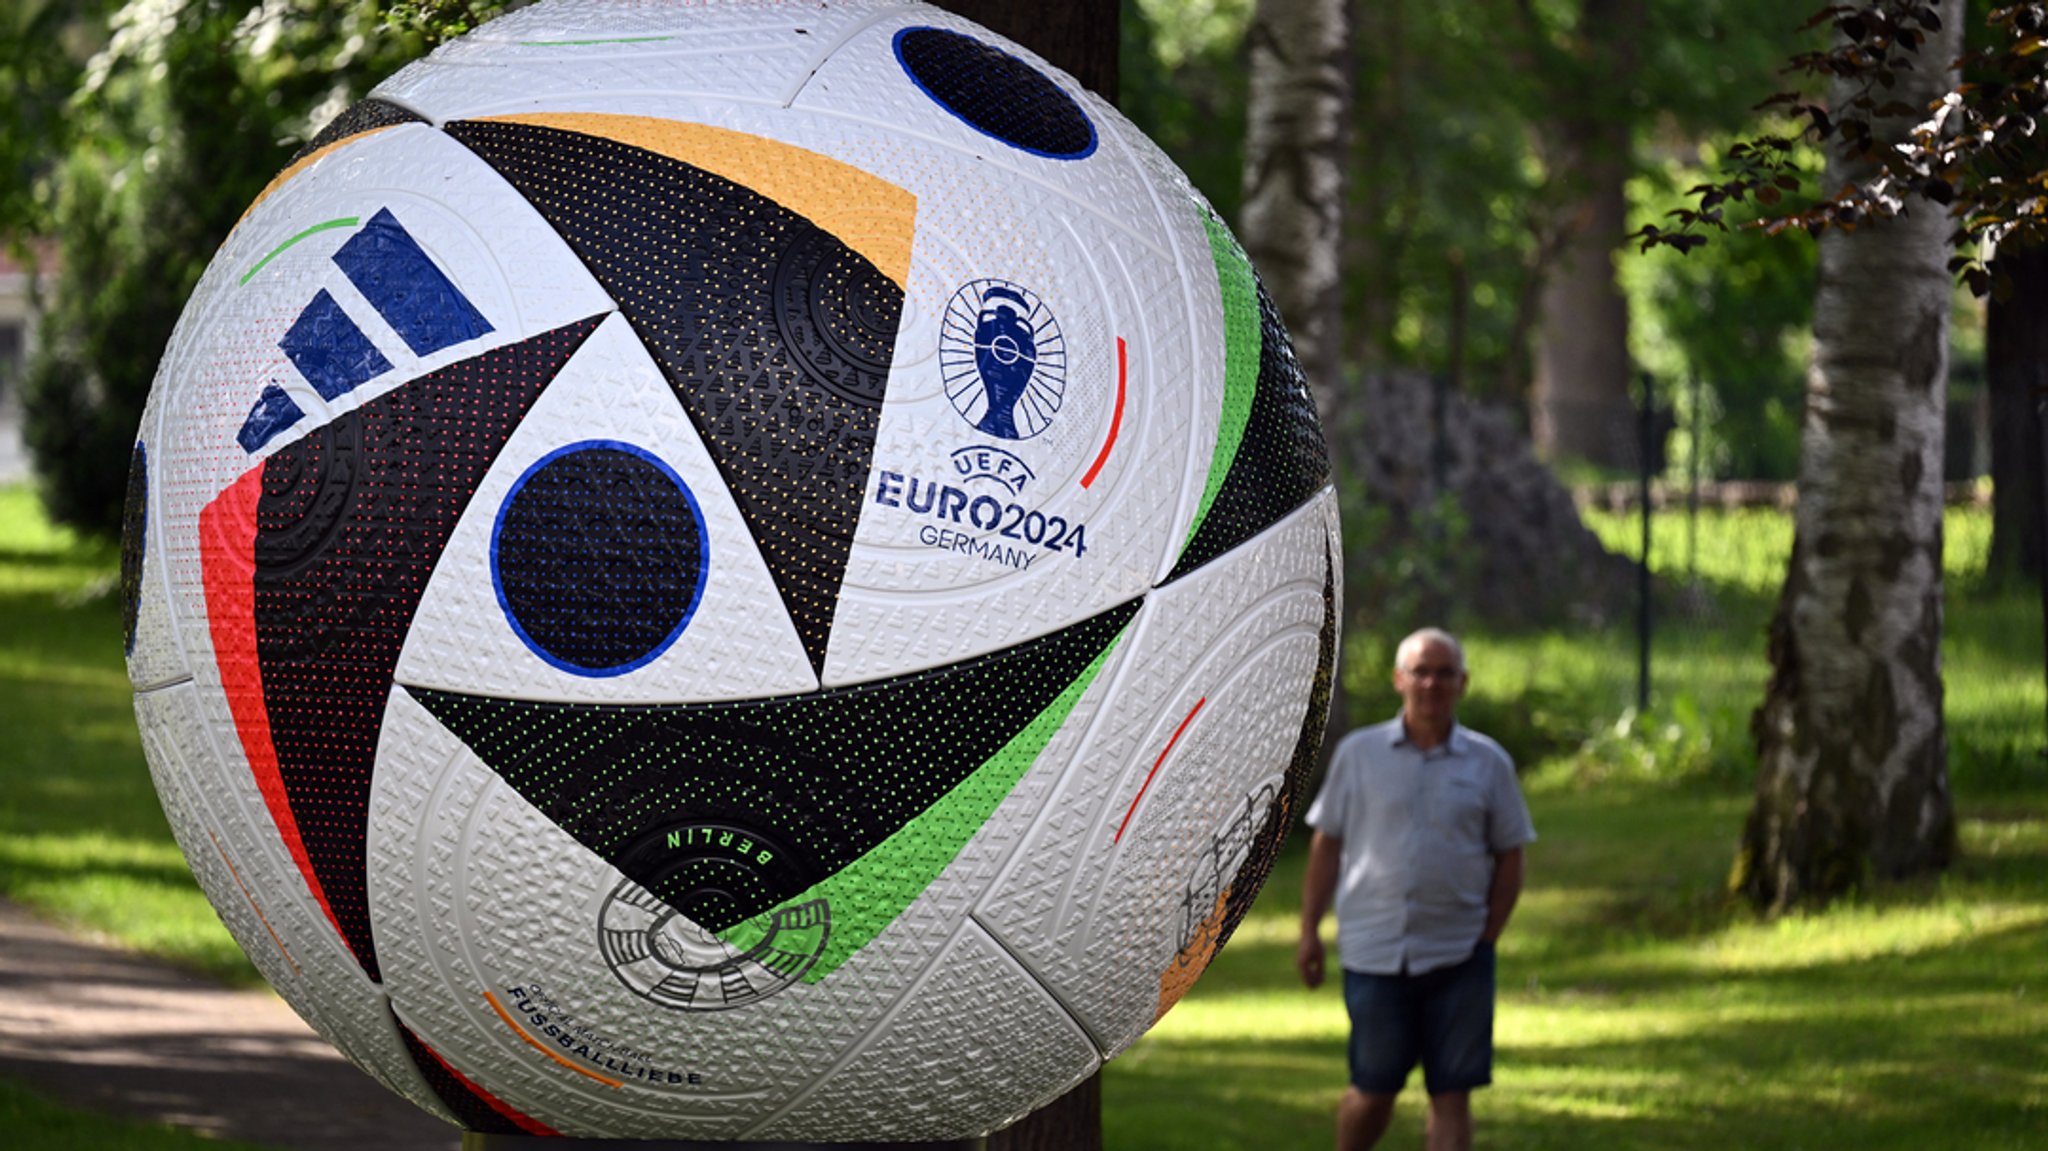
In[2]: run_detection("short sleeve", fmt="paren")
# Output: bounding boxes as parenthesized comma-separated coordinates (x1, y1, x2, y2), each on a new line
(1304, 738, 1355, 837)
(1486, 753, 1536, 852)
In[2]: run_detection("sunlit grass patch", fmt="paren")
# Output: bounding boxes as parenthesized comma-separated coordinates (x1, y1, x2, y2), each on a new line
(0, 486, 255, 985)
(1110, 768, 2048, 1149)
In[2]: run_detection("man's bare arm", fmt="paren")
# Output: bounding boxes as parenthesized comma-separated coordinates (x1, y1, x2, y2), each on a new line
(1481, 846, 1525, 943)
(1296, 830, 1342, 988)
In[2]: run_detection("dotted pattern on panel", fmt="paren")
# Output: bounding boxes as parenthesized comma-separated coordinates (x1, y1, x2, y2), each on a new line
(292, 98, 429, 163)
(404, 600, 1137, 939)
(1167, 234, 1331, 584)
(492, 443, 707, 675)
(394, 1016, 539, 1135)
(443, 118, 903, 677)
(121, 442, 147, 656)
(763, 924, 1098, 1141)
(241, 315, 602, 981)
(1207, 546, 1335, 956)
(892, 27, 1097, 160)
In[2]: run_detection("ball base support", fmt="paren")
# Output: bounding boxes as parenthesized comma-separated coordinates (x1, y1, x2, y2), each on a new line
(462, 1130, 983, 1138)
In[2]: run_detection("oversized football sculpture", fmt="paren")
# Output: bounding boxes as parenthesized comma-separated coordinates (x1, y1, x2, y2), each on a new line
(121, 0, 1338, 1140)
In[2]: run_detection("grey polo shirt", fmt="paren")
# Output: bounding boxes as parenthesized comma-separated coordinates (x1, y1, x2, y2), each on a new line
(1305, 717, 1536, 975)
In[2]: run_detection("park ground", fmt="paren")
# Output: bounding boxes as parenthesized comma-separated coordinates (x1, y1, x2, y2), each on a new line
(0, 485, 2042, 1149)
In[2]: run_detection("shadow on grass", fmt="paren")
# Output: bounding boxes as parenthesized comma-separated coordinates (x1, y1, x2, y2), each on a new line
(0, 904, 455, 1151)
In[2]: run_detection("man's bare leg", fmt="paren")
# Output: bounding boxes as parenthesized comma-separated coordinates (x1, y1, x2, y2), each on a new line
(1423, 1091, 1472, 1151)
(1337, 1087, 1396, 1151)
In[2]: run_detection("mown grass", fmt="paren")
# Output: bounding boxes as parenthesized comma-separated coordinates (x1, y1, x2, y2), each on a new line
(1109, 784, 2048, 1150)
(1, 486, 2044, 1149)
(1108, 503, 2046, 1149)
(0, 486, 257, 984)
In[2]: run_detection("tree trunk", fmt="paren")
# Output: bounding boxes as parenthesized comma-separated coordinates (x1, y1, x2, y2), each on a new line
(1241, 0, 1352, 422)
(1528, 0, 1642, 471)
(1986, 241, 2048, 583)
(925, 5, 1113, 1146)
(1735, 2, 1961, 911)
(1238, 0, 1354, 748)
(1530, 139, 1634, 467)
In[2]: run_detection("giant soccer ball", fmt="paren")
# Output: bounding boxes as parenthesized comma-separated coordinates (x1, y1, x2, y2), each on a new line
(121, 0, 1337, 1140)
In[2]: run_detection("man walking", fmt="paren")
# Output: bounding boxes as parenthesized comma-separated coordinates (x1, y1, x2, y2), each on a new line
(1296, 628, 1534, 1151)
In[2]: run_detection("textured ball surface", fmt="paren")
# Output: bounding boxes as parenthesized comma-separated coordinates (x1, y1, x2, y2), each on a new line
(123, 0, 1338, 1140)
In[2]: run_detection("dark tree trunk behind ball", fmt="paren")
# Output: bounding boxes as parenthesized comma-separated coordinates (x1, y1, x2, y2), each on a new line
(927, 5, 1116, 1150)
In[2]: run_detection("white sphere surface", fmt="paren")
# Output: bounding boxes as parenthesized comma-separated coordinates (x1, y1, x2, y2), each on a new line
(122, 0, 1339, 1139)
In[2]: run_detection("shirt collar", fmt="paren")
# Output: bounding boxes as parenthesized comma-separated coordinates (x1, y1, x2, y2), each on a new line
(1389, 714, 1466, 755)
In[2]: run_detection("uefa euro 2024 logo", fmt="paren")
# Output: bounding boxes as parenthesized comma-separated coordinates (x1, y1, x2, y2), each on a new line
(940, 280, 1066, 441)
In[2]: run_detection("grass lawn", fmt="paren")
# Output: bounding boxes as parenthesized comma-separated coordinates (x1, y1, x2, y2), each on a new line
(2, 487, 2043, 1148)
(1110, 783, 2048, 1149)
(0, 487, 255, 983)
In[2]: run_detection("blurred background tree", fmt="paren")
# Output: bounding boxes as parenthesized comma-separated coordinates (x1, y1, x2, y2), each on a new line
(4, 0, 430, 534)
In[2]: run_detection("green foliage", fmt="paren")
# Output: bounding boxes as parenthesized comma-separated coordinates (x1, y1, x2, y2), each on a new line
(0, 0, 119, 245)
(1119, 0, 1250, 222)
(22, 0, 430, 537)
(382, 0, 525, 43)
(1625, 143, 1818, 482)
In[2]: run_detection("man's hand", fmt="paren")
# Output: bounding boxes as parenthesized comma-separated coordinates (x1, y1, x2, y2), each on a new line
(1297, 830, 1341, 990)
(1296, 929, 1326, 989)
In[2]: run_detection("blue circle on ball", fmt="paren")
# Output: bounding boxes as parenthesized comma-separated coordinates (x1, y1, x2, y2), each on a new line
(893, 27, 1098, 161)
(491, 441, 709, 677)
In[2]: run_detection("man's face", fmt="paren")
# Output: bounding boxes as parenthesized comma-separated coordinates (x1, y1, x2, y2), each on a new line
(1394, 638, 1467, 728)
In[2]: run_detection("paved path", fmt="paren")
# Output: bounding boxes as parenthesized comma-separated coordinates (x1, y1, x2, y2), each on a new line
(0, 899, 459, 1150)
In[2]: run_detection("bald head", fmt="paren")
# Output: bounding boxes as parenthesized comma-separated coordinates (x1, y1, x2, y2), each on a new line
(1394, 627, 1465, 675)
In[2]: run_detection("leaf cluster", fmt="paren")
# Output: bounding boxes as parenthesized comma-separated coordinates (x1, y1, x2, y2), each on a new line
(1635, 2, 2048, 297)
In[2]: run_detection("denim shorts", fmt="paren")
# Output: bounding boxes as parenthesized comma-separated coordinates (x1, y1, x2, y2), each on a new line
(1342, 941, 1496, 1095)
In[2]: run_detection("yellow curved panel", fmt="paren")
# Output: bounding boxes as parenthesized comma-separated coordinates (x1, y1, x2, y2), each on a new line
(478, 112, 915, 289)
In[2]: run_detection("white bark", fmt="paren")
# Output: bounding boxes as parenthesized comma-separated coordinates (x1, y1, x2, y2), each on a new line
(1741, 1, 1962, 909)
(1241, 0, 1350, 423)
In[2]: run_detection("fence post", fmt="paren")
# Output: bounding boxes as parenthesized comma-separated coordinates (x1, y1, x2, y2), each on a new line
(1638, 372, 1654, 715)
(1687, 371, 1701, 583)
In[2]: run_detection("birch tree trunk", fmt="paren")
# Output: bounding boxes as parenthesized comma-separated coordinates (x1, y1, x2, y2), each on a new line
(1238, 0, 1356, 745)
(1735, 0, 1961, 910)
(1242, 0, 1352, 424)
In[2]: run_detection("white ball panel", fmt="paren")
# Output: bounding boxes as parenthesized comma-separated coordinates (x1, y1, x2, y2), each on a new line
(974, 489, 1336, 1054)
(125, 392, 190, 691)
(394, 312, 816, 703)
(757, 921, 1100, 1141)
(367, 634, 1129, 1140)
(142, 124, 615, 705)
(370, 689, 785, 1140)
(822, 173, 1211, 682)
(371, 0, 894, 122)
(132, 683, 458, 1128)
